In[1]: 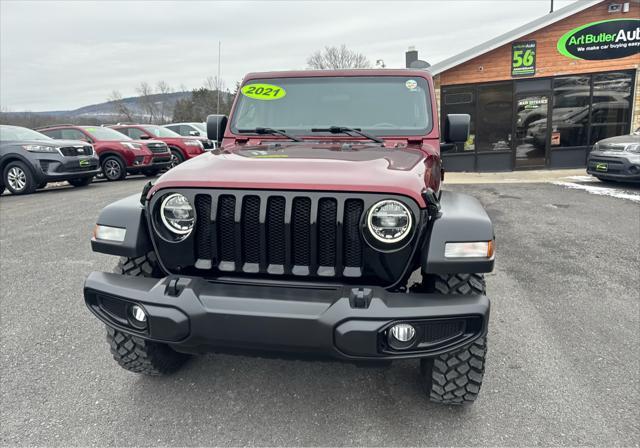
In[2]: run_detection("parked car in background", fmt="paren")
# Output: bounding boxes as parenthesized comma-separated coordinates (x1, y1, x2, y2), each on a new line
(109, 124, 205, 169)
(0, 125, 100, 195)
(164, 122, 217, 150)
(38, 125, 171, 180)
(587, 128, 640, 183)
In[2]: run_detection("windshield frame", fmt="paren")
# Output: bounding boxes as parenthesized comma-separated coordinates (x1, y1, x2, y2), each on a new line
(229, 75, 434, 139)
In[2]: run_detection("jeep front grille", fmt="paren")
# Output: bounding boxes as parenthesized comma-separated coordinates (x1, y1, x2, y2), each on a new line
(191, 192, 365, 278)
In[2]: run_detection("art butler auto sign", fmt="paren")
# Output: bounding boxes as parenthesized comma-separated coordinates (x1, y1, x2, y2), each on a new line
(557, 18, 640, 60)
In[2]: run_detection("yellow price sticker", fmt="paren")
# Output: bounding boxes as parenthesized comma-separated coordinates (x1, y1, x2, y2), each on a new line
(241, 83, 286, 101)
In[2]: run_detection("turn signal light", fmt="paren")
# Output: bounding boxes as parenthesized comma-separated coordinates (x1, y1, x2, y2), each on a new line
(444, 240, 495, 258)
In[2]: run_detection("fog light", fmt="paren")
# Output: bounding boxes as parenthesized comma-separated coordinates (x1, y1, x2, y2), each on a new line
(390, 323, 415, 342)
(128, 304, 147, 329)
(388, 323, 416, 350)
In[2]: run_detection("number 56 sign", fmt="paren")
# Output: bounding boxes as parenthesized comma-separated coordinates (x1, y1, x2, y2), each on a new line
(511, 41, 536, 77)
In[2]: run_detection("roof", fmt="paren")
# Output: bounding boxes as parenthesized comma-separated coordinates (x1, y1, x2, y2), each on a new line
(243, 69, 434, 81)
(428, 0, 603, 75)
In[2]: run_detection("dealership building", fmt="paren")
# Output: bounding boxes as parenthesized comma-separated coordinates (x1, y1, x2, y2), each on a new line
(417, 0, 639, 171)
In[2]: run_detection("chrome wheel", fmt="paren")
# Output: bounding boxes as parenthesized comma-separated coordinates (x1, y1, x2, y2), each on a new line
(103, 159, 122, 180)
(169, 152, 180, 169)
(7, 166, 27, 191)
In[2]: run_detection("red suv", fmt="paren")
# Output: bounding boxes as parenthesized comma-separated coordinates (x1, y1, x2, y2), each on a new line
(38, 125, 171, 180)
(109, 124, 205, 169)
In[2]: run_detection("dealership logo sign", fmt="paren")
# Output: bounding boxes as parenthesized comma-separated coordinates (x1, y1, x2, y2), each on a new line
(557, 18, 640, 60)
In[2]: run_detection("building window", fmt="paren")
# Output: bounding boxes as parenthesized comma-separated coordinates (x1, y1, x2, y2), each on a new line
(552, 76, 590, 147)
(476, 83, 513, 152)
(442, 87, 475, 152)
(589, 72, 633, 144)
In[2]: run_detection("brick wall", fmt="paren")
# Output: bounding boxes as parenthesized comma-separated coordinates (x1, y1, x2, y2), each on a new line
(439, 2, 640, 86)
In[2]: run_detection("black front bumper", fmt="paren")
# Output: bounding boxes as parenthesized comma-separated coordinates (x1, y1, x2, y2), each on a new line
(84, 272, 489, 361)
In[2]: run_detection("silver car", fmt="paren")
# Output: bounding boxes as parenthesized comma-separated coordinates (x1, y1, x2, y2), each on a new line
(587, 128, 640, 183)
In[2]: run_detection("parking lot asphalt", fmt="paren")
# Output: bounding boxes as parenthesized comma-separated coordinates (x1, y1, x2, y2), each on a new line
(1, 176, 639, 447)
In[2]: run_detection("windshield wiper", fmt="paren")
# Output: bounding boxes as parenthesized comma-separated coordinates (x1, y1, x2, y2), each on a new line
(237, 127, 302, 142)
(310, 126, 384, 144)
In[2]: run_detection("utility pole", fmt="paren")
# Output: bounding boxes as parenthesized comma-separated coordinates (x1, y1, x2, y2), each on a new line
(216, 41, 221, 114)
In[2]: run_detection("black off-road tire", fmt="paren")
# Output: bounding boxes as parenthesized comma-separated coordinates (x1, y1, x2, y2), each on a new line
(423, 272, 486, 295)
(106, 251, 188, 375)
(68, 177, 93, 187)
(420, 337, 487, 404)
(419, 272, 487, 404)
(106, 327, 188, 375)
(114, 251, 164, 277)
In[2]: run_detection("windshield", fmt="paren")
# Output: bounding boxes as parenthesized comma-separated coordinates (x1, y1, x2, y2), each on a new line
(231, 76, 432, 136)
(193, 123, 206, 132)
(143, 125, 181, 138)
(82, 126, 132, 141)
(0, 125, 53, 141)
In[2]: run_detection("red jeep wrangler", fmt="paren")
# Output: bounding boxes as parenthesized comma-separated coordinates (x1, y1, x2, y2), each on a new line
(109, 124, 206, 169)
(85, 70, 494, 404)
(38, 125, 171, 180)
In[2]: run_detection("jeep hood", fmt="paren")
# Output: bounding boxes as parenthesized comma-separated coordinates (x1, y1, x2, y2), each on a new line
(150, 143, 432, 207)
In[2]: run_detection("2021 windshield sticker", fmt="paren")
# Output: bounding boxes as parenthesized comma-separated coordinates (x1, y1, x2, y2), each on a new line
(241, 83, 286, 100)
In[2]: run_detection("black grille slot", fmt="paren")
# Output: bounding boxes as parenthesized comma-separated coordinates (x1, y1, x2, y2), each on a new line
(194, 195, 213, 261)
(318, 199, 337, 266)
(422, 320, 465, 344)
(291, 198, 311, 266)
(217, 195, 236, 262)
(241, 196, 261, 264)
(343, 199, 364, 267)
(182, 192, 375, 278)
(267, 197, 286, 265)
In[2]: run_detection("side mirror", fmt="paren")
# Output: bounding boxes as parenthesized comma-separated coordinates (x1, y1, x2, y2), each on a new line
(443, 114, 470, 144)
(139, 134, 151, 140)
(207, 114, 228, 142)
(189, 130, 200, 136)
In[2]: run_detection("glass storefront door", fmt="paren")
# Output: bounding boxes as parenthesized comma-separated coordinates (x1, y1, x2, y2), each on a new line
(514, 94, 549, 169)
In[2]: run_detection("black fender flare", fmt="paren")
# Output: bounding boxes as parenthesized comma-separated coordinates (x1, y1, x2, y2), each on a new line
(91, 194, 153, 257)
(422, 190, 495, 274)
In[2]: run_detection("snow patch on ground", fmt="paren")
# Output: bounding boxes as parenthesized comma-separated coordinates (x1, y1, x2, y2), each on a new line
(552, 181, 640, 203)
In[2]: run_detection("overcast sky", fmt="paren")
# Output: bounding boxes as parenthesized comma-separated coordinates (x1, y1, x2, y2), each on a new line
(1, 0, 575, 111)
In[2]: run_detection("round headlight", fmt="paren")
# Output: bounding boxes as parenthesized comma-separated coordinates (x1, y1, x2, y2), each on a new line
(367, 200, 413, 244)
(160, 193, 195, 235)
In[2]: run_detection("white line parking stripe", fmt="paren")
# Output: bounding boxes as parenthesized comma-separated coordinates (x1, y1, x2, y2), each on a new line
(552, 181, 640, 203)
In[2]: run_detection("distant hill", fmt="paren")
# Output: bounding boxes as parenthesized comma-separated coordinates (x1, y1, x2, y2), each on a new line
(33, 91, 193, 120)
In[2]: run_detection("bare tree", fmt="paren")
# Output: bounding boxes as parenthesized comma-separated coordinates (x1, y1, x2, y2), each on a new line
(307, 45, 371, 70)
(108, 90, 135, 123)
(156, 80, 173, 123)
(136, 81, 157, 123)
(204, 75, 226, 92)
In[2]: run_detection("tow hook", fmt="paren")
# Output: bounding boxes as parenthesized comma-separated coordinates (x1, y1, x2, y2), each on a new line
(165, 277, 191, 297)
(349, 288, 373, 309)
